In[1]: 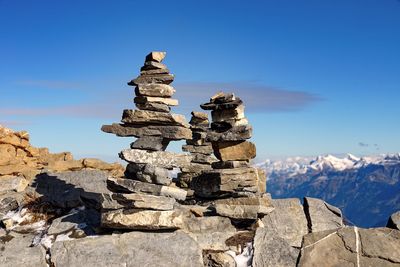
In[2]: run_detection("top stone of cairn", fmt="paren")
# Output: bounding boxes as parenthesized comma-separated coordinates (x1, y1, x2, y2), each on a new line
(145, 51, 167, 63)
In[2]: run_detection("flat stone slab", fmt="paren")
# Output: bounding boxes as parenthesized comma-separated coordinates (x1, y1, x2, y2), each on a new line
(191, 167, 264, 198)
(135, 102, 171, 112)
(50, 230, 203, 267)
(206, 125, 253, 142)
(130, 136, 169, 151)
(214, 195, 274, 219)
(182, 144, 213, 155)
(135, 83, 175, 97)
(107, 177, 187, 201)
(101, 209, 185, 230)
(128, 73, 174, 86)
(120, 149, 192, 169)
(134, 96, 178, 106)
(28, 170, 111, 209)
(109, 193, 175, 211)
(140, 61, 167, 71)
(122, 110, 189, 128)
(101, 123, 191, 140)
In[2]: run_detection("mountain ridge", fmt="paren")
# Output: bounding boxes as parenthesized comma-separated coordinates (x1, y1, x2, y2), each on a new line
(260, 153, 400, 227)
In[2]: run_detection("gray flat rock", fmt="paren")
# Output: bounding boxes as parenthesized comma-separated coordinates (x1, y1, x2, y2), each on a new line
(262, 198, 308, 248)
(29, 170, 111, 209)
(120, 149, 192, 169)
(0, 233, 47, 267)
(304, 197, 343, 232)
(101, 123, 192, 140)
(253, 227, 298, 267)
(51, 231, 203, 267)
(107, 177, 187, 200)
(135, 83, 175, 97)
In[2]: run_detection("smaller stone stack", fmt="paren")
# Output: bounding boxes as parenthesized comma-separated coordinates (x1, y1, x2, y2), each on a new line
(178, 112, 216, 189)
(101, 52, 192, 230)
(192, 92, 273, 220)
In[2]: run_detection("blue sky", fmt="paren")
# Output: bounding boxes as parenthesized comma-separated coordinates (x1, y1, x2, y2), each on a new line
(1, 0, 400, 161)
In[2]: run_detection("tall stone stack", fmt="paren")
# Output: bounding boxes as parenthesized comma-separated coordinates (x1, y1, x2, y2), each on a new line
(192, 92, 273, 220)
(178, 111, 216, 189)
(100, 52, 192, 230)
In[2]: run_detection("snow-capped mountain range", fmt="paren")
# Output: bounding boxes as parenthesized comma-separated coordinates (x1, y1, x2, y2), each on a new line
(259, 153, 400, 228)
(257, 153, 400, 178)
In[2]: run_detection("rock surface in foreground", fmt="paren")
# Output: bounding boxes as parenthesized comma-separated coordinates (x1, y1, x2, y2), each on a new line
(51, 231, 203, 267)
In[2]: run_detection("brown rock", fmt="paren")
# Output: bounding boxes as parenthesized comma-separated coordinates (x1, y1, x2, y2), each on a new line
(135, 102, 171, 113)
(121, 109, 189, 127)
(145, 51, 166, 62)
(191, 167, 262, 198)
(212, 141, 256, 161)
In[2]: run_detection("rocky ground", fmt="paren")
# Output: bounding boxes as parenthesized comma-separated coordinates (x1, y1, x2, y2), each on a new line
(1, 126, 400, 267)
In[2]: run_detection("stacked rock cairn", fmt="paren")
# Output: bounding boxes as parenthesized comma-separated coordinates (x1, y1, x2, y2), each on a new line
(191, 92, 273, 220)
(100, 51, 193, 230)
(178, 111, 216, 191)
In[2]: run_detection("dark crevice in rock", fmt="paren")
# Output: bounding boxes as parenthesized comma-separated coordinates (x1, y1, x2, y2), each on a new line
(302, 197, 312, 233)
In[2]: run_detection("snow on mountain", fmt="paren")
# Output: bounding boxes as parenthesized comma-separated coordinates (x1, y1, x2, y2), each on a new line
(262, 153, 400, 227)
(257, 153, 400, 179)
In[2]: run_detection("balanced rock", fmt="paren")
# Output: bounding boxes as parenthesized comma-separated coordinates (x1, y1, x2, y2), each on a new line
(101, 123, 191, 140)
(145, 51, 166, 63)
(212, 141, 256, 161)
(122, 110, 189, 127)
(134, 96, 179, 106)
(135, 84, 175, 97)
(130, 136, 169, 151)
(191, 167, 263, 198)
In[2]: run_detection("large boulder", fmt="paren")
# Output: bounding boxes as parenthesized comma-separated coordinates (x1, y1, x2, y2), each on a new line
(304, 197, 343, 232)
(29, 170, 111, 209)
(262, 198, 308, 248)
(50, 231, 203, 267)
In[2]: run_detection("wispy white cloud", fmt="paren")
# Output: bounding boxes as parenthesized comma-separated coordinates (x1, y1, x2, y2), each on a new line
(174, 82, 321, 112)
